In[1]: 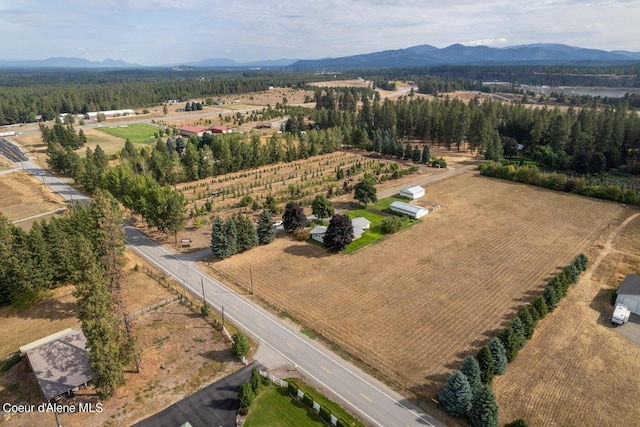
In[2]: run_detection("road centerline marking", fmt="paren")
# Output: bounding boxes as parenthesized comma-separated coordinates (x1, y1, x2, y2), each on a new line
(257, 322, 266, 329)
(321, 366, 331, 374)
(360, 393, 372, 402)
(287, 342, 296, 350)
(232, 304, 240, 311)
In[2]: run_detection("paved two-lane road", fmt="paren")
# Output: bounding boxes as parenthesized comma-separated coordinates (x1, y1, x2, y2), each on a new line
(3, 137, 446, 427)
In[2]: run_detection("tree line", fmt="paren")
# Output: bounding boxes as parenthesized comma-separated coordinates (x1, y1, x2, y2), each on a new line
(0, 192, 134, 399)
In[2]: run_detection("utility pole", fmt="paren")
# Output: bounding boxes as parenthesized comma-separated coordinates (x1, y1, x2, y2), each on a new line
(201, 278, 206, 310)
(250, 267, 254, 295)
(183, 279, 187, 299)
(222, 306, 225, 328)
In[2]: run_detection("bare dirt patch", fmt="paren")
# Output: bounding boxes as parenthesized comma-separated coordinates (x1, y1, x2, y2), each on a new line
(0, 171, 66, 223)
(0, 250, 240, 427)
(202, 173, 626, 400)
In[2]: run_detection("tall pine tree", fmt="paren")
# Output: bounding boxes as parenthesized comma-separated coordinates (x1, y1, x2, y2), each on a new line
(438, 371, 472, 417)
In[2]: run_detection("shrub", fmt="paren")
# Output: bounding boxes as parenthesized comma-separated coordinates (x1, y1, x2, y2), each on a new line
(231, 331, 250, 358)
(287, 380, 298, 396)
(250, 368, 262, 393)
(381, 215, 403, 234)
(336, 419, 350, 427)
(319, 405, 332, 422)
(302, 392, 314, 408)
(238, 382, 255, 408)
(293, 228, 310, 241)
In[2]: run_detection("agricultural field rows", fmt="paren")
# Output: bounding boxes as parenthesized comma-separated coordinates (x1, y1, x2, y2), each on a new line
(494, 214, 640, 426)
(206, 172, 626, 400)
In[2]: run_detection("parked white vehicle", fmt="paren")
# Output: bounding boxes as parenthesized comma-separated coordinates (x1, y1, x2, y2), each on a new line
(611, 304, 631, 326)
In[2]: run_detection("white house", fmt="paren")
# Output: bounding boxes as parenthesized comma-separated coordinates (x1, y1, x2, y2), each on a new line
(351, 217, 371, 239)
(399, 185, 425, 200)
(390, 201, 429, 219)
(310, 225, 327, 243)
(615, 275, 640, 315)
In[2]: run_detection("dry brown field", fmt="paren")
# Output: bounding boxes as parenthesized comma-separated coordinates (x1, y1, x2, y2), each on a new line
(0, 171, 66, 222)
(493, 212, 640, 426)
(0, 250, 240, 427)
(203, 172, 628, 401)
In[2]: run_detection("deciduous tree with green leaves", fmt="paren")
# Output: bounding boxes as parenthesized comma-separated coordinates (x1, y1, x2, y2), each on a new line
(311, 195, 334, 221)
(353, 178, 377, 207)
(323, 214, 354, 252)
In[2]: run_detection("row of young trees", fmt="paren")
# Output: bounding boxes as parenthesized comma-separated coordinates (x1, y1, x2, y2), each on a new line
(439, 254, 589, 426)
(479, 162, 639, 205)
(0, 192, 134, 399)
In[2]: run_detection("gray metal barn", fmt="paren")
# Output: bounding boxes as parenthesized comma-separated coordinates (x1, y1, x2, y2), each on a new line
(615, 275, 640, 315)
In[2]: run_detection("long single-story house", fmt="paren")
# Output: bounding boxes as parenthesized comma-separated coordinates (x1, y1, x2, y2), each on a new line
(615, 275, 640, 315)
(390, 201, 429, 219)
(310, 217, 371, 243)
(179, 126, 207, 138)
(399, 185, 425, 200)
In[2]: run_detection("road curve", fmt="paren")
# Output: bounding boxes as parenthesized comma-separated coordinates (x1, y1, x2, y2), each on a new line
(5, 136, 446, 427)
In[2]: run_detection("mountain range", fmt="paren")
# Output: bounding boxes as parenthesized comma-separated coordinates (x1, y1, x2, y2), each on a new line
(1, 44, 639, 69)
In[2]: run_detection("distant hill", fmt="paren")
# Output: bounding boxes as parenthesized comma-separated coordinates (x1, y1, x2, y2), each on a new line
(0, 57, 143, 68)
(288, 43, 640, 69)
(2, 43, 639, 70)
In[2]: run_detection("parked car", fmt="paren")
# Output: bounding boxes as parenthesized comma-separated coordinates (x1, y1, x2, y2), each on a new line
(272, 220, 283, 227)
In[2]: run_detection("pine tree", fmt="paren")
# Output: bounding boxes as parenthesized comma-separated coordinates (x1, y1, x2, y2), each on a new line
(73, 237, 125, 400)
(468, 384, 499, 427)
(532, 296, 549, 320)
(497, 327, 520, 363)
(460, 355, 483, 396)
(509, 317, 527, 349)
(489, 337, 508, 375)
(421, 144, 430, 164)
(518, 306, 536, 340)
(257, 210, 276, 244)
(476, 346, 494, 385)
(235, 213, 258, 253)
(211, 216, 229, 258)
(224, 217, 238, 257)
(438, 371, 472, 417)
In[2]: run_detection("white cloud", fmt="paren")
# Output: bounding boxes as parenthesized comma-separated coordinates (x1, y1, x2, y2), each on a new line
(463, 38, 509, 47)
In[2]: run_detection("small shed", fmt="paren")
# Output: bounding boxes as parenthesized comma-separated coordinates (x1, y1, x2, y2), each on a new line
(399, 185, 425, 200)
(25, 329, 93, 401)
(390, 201, 429, 219)
(615, 275, 640, 315)
(310, 225, 327, 243)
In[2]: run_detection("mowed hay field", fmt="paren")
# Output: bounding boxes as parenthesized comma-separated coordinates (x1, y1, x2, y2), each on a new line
(207, 172, 627, 395)
(0, 171, 66, 222)
(493, 212, 640, 426)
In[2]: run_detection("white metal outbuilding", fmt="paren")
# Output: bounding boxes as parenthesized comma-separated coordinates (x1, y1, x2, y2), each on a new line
(399, 185, 425, 200)
(390, 201, 429, 219)
(615, 275, 640, 315)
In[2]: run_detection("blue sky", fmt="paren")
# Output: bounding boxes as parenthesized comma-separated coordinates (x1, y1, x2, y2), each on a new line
(1, 0, 638, 65)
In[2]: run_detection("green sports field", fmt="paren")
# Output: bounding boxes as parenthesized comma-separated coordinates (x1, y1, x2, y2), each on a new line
(95, 123, 159, 144)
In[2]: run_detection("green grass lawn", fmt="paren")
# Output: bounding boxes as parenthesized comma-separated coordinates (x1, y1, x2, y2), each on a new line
(95, 123, 159, 144)
(287, 380, 365, 427)
(243, 385, 324, 427)
(340, 196, 417, 254)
